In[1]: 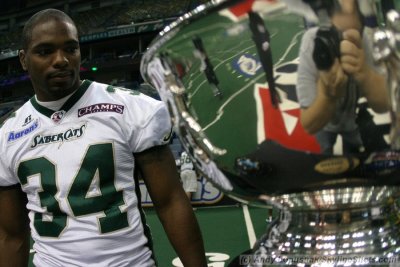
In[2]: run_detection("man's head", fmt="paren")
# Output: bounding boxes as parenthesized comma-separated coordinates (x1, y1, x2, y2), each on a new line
(19, 9, 81, 101)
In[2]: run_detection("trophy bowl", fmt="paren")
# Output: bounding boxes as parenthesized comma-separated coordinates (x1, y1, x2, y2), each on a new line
(141, 0, 400, 265)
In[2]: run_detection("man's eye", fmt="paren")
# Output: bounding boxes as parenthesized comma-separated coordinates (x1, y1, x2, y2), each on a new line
(66, 47, 78, 53)
(36, 49, 52, 56)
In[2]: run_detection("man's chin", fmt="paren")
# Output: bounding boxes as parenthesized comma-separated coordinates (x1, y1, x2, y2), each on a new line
(47, 80, 77, 97)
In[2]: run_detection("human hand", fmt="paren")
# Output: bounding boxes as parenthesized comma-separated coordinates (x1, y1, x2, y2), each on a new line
(319, 58, 348, 99)
(340, 29, 368, 82)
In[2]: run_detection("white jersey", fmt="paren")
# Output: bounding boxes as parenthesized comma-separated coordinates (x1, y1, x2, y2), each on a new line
(0, 80, 172, 267)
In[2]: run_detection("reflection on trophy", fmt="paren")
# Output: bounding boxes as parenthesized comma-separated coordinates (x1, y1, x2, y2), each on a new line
(374, 9, 400, 150)
(141, 0, 400, 266)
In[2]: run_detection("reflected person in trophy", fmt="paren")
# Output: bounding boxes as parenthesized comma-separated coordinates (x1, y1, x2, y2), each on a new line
(296, 0, 389, 154)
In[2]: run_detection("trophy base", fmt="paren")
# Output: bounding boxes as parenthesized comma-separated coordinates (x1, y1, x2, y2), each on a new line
(242, 186, 400, 266)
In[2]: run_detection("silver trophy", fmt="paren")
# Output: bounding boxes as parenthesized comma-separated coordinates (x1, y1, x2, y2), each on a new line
(141, 0, 400, 266)
(374, 9, 400, 150)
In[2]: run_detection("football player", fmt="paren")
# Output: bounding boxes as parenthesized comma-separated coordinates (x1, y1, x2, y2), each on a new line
(0, 9, 207, 267)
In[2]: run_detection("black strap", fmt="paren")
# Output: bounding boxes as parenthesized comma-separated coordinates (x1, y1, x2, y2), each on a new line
(248, 11, 280, 108)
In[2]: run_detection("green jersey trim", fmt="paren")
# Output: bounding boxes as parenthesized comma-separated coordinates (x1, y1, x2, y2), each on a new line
(30, 80, 92, 118)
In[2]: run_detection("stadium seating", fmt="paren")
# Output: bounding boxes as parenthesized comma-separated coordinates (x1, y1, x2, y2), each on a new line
(0, 0, 210, 50)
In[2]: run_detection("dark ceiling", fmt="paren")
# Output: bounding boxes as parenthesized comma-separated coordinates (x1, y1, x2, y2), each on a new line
(0, 0, 27, 14)
(0, 0, 97, 15)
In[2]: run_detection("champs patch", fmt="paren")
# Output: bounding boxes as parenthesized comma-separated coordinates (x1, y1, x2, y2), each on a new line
(31, 124, 86, 148)
(78, 103, 124, 117)
(7, 120, 39, 143)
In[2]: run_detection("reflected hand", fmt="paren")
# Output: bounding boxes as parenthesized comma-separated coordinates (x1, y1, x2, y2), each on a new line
(340, 29, 367, 82)
(319, 58, 348, 99)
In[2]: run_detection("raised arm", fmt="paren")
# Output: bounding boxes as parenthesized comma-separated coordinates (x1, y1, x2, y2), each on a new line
(340, 29, 389, 113)
(300, 58, 349, 134)
(296, 27, 349, 135)
(0, 185, 30, 267)
(135, 145, 207, 267)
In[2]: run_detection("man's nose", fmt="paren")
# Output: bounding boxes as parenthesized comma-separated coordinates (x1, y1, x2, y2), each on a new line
(53, 50, 69, 68)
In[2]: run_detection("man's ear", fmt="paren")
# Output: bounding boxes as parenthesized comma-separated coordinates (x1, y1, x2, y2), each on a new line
(19, 49, 27, 71)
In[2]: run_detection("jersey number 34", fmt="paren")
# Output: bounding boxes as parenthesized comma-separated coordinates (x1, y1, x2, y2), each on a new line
(17, 143, 129, 237)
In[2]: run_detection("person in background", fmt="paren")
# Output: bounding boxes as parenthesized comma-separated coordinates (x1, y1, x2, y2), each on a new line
(296, 0, 389, 154)
(0, 9, 207, 267)
(180, 151, 198, 200)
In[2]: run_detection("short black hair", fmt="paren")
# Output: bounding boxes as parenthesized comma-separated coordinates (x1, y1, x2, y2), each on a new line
(21, 8, 77, 51)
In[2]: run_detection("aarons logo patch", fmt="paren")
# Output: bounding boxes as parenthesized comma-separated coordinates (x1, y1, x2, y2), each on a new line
(7, 120, 39, 143)
(31, 124, 86, 148)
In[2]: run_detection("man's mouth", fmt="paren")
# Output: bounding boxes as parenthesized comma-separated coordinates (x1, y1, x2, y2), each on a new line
(49, 71, 73, 81)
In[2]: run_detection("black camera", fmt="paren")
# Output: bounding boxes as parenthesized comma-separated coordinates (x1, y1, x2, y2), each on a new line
(313, 25, 342, 70)
(302, 0, 342, 70)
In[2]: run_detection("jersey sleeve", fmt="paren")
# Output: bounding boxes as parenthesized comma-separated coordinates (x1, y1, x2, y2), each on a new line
(0, 131, 19, 186)
(127, 96, 172, 153)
